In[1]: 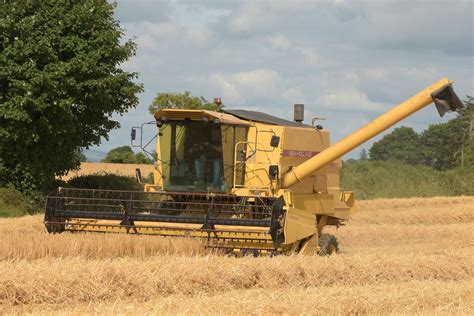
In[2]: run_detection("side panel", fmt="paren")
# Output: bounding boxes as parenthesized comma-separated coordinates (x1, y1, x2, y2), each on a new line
(282, 206, 317, 245)
(238, 124, 284, 191)
(288, 190, 354, 220)
(280, 127, 330, 194)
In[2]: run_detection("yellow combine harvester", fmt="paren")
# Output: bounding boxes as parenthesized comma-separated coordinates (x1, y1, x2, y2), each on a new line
(44, 78, 463, 255)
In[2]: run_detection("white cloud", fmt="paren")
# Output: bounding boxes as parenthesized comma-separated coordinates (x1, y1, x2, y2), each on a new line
(209, 70, 306, 110)
(209, 74, 244, 105)
(125, 21, 180, 43)
(282, 88, 304, 103)
(266, 35, 291, 50)
(227, 2, 274, 35)
(300, 48, 322, 67)
(363, 68, 386, 81)
(317, 89, 388, 112)
(114, 0, 172, 23)
(94, 0, 473, 160)
(185, 27, 212, 45)
(232, 69, 280, 90)
(355, 1, 473, 56)
(209, 69, 281, 105)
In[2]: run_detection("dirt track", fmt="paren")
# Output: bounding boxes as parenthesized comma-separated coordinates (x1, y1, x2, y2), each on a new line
(0, 196, 473, 314)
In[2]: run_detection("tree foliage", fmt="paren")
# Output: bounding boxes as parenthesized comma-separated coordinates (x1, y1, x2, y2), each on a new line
(0, 1, 143, 191)
(67, 173, 143, 191)
(76, 150, 87, 163)
(369, 127, 423, 165)
(455, 95, 474, 168)
(358, 148, 368, 161)
(368, 96, 473, 170)
(149, 91, 222, 114)
(102, 146, 153, 164)
(420, 96, 473, 169)
(419, 121, 459, 169)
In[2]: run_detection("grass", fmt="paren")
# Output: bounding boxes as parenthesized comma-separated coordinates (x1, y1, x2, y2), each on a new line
(66, 173, 144, 191)
(0, 196, 473, 314)
(341, 160, 474, 199)
(0, 187, 34, 218)
(0, 209, 18, 218)
(0, 171, 145, 218)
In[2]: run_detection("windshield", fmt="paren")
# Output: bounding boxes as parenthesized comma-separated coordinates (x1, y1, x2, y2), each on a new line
(159, 121, 229, 192)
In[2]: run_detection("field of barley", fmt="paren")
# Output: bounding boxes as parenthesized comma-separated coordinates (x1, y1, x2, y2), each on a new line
(60, 162, 155, 181)
(0, 196, 473, 314)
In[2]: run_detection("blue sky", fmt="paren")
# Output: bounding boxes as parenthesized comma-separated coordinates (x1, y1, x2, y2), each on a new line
(89, 0, 473, 159)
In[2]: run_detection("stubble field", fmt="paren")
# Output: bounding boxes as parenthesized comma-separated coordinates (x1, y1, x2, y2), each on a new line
(0, 196, 473, 314)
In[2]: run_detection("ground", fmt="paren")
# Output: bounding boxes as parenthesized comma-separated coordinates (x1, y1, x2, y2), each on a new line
(0, 196, 473, 314)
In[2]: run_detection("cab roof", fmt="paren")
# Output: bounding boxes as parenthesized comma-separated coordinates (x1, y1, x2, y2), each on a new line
(154, 108, 313, 128)
(223, 109, 313, 128)
(154, 109, 250, 126)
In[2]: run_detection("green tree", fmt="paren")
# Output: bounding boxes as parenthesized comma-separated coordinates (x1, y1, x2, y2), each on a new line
(102, 146, 153, 164)
(149, 91, 222, 114)
(420, 96, 473, 170)
(358, 148, 368, 161)
(420, 121, 460, 170)
(369, 127, 423, 165)
(462, 141, 474, 169)
(0, 1, 143, 191)
(135, 152, 153, 164)
(76, 150, 87, 163)
(456, 96, 474, 168)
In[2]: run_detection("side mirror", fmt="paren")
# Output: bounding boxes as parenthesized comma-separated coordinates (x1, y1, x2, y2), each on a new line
(269, 165, 279, 180)
(131, 127, 142, 148)
(270, 135, 280, 148)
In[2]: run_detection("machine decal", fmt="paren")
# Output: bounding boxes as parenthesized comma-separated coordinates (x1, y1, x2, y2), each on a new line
(281, 150, 319, 158)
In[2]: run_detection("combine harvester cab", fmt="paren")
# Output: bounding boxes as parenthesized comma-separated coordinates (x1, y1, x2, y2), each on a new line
(44, 78, 463, 255)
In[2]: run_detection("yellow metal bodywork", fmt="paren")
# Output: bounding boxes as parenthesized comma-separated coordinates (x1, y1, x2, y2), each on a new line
(65, 219, 274, 251)
(146, 108, 355, 252)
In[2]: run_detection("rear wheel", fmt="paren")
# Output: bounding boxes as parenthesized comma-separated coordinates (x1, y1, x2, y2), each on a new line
(318, 234, 339, 256)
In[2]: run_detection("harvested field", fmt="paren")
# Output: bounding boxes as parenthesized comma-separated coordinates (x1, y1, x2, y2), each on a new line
(60, 162, 155, 181)
(1, 196, 473, 314)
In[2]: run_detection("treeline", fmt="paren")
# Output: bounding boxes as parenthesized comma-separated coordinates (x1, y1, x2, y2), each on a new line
(342, 96, 473, 199)
(341, 160, 473, 199)
(364, 96, 473, 170)
(101, 146, 153, 164)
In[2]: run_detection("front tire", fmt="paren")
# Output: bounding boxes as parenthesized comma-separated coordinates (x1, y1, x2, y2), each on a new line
(318, 233, 339, 256)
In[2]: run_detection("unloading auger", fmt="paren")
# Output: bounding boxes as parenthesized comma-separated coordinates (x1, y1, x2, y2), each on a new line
(44, 78, 463, 255)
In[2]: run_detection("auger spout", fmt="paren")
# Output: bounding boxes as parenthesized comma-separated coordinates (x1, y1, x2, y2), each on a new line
(280, 77, 463, 189)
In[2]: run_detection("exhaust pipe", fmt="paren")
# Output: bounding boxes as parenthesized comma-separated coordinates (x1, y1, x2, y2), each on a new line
(294, 104, 304, 123)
